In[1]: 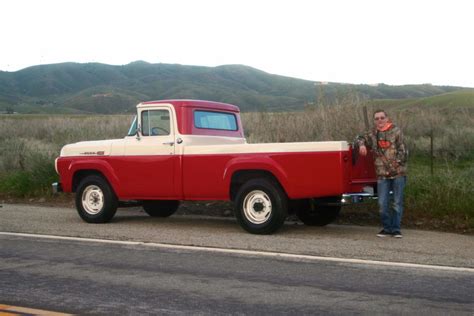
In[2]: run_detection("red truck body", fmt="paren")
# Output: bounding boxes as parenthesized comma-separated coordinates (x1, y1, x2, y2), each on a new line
(54, 99, 376, 234)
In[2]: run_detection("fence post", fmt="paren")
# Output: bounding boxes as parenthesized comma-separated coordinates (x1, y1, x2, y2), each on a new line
(430, 129, 434, 176)
(362, 106, 369, 130)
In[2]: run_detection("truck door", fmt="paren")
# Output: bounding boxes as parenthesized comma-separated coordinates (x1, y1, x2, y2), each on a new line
(120, 107, 178, 198)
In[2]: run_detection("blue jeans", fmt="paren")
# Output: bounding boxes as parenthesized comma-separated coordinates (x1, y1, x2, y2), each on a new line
(377, 176, 406, 233)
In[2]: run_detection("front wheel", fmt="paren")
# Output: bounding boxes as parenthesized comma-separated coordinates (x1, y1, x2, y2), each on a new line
(235, 178, 288, 234)
(142, 200, 180, 217)
(75, 175, 118, 223)
(295, 198, 341, 226)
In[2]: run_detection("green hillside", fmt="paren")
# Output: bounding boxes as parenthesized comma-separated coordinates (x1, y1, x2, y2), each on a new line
(368, 89, 474, 110)
(0, 61, 465, 113)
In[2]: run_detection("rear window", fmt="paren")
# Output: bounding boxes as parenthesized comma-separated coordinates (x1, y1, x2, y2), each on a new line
(194, 110, 237, 131)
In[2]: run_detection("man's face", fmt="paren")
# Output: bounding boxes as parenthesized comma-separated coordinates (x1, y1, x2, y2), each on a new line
(374, 112, 388, 129)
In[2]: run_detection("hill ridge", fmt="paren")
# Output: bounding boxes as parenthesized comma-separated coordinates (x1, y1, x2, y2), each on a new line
(0, 61, 464, 113)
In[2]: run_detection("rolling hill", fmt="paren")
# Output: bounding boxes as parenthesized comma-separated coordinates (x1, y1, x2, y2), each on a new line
(0, 61, 466, 113)
(369, 89, 474, 110)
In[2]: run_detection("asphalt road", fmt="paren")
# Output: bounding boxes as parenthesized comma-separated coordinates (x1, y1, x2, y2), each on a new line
(0, 204, 473, 268)
(1, 204, 473, 315)
(1, 234, 473, 315)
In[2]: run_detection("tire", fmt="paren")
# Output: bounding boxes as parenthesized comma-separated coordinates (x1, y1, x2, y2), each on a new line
(234, 178, 288, 234)
(75, 175, 118, 223)
(296, 198, 341, 226)
(142, 200, 180, 217)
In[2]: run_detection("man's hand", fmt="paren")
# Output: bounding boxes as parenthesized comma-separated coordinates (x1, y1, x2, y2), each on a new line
(359, 145, 368, 156)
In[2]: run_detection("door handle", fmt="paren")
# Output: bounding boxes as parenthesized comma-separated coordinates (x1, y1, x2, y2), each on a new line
(162, 141, 174, 146)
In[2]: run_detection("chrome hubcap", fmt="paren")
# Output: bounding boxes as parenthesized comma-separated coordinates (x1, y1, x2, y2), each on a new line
(82, 185, 104, 215)
(243, 190, 272, 224)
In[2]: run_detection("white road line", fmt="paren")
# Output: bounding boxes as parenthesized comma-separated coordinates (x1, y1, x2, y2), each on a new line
(1, 231, 473, 273)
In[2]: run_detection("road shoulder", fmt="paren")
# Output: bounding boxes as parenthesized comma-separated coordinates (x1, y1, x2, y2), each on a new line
(1, 203, 473, 268)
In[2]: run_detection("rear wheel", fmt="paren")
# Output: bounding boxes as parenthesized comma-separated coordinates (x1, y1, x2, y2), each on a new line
(75, 175, 118, 223)
(296, 198, 341, 226)
(235, 178, 288, 234)
(142, 200, 180, 217)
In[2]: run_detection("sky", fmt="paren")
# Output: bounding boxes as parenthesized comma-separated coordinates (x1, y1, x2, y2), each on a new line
(1, 0, 473, 87)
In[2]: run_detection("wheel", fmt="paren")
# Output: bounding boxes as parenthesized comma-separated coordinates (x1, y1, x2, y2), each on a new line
(296, 198, 341, 226)
(142, 200, 180, 217)
(234, 178, 288, 234)
(75, 175, 118, 223)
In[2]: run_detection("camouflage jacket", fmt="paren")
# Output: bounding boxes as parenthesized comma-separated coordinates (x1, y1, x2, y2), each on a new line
(357, 124, 408, 179)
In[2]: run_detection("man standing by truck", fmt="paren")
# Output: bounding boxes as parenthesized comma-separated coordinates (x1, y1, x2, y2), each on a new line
(357, 110, 408, 238)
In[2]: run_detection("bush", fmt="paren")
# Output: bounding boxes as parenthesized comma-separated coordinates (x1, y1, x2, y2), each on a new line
(0, 151, 58, 197)
(405, 161, 474, 229)
(0, 115, 131, 197)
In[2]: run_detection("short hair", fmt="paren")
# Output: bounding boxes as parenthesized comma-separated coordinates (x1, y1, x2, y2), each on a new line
(373, 109, 388, 118)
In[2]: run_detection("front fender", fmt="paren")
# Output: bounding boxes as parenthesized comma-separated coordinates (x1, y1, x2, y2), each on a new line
(68, 159, 121, 196)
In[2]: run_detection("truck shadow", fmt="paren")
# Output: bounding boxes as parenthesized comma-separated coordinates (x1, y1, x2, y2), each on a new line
(110, 209, 365, 237)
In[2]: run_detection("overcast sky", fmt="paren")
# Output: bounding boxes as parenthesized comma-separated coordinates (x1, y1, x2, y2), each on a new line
(1, 0, 473, 87)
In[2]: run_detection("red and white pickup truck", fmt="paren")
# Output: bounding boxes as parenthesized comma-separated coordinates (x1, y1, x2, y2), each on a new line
(53, 99, 376, 234)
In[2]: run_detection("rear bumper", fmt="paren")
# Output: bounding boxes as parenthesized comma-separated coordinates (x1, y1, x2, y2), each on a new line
(52, 182, 62, 194)
(342, 186, 377, 204)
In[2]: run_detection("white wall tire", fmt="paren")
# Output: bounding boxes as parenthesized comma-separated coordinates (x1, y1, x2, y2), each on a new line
(235, 178, 287, 234)
(75, 175, 118, 223)
(242, 190, 273, 225)
(81, 185, 105, 215)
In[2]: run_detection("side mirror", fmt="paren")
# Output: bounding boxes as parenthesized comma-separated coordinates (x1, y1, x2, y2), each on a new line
(136, 124, 142, 141)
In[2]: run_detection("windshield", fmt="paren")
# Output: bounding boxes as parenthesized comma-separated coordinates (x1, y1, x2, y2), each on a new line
(127, 116, 137, 136)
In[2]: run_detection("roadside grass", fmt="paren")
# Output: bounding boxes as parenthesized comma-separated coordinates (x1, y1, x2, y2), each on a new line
(0, 152, 57, 196)
(0, 115, 133, 197)
(1, 101, 473, 233)
(404, 157, 474, 232)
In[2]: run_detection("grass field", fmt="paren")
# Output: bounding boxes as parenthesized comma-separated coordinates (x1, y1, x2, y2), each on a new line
(1, 90, 473, 232)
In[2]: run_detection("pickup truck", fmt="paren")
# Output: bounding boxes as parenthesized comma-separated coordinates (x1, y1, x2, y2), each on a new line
(53, 99, 376, 234)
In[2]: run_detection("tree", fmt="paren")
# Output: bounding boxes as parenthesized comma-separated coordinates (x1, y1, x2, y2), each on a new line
(6, 106, 14, 114)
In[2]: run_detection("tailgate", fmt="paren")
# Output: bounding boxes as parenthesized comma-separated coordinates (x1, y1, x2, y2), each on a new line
(348, 145, 377, 194)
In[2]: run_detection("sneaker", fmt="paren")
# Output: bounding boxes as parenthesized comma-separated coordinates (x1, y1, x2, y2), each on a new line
(392, 231, 403, 238)
(377, 230, 391, 237)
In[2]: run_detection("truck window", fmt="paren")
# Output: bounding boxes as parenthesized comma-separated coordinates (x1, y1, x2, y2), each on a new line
(127, 116, 137, 136)
(194, 110, 237, 131)
(141, 109, 171, 136)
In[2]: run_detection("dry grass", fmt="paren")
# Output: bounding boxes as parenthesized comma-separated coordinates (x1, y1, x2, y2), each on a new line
(242, 104, 366, 143)
(0, 115, 132, 195)
(0, 105, 473, 232)
(243, 103, 474, 160)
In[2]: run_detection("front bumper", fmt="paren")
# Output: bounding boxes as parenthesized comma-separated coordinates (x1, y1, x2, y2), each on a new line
(52, 182, 62, 194)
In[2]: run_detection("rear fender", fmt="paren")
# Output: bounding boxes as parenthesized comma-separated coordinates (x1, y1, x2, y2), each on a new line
(223, 156, 290, 194)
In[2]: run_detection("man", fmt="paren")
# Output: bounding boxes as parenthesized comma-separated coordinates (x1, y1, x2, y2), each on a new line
(357, 110, 408, 238)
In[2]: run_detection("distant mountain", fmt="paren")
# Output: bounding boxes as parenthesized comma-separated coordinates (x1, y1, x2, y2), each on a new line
(0, 61, 464, 113)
